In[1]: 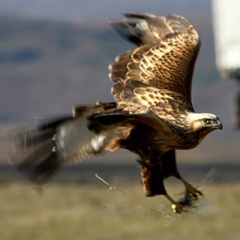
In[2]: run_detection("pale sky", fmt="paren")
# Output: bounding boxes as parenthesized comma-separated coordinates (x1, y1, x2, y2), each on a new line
(0, 0, 211, 23)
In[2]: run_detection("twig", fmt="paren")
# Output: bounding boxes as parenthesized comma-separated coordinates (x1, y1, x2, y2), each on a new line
(95, 173, 126, 194)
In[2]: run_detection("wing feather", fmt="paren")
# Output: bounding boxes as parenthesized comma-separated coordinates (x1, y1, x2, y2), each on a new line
(109, 13, 200, 125)
(9, 104, 126, 186)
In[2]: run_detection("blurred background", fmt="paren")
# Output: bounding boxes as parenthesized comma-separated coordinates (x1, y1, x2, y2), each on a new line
(0, 1, 239, 239)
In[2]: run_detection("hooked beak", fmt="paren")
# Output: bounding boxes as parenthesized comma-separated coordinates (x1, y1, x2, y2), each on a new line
(216, 117, 223, 130)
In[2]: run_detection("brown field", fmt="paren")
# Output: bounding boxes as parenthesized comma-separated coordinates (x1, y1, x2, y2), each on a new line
(0, 181, 239, 240)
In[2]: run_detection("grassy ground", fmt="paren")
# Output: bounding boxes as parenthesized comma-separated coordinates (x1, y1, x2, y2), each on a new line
(0, 181, 239, 240)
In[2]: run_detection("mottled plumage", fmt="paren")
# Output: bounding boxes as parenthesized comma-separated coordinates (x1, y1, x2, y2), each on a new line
(10, 13, 222, 213)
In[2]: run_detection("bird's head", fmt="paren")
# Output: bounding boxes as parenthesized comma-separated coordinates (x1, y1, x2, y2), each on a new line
(187, 113, 223, 136)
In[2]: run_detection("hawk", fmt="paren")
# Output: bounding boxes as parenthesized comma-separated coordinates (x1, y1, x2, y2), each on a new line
(10, 13, 222, 213)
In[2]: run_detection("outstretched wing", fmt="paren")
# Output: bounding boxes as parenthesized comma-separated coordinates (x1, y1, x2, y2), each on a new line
(109, 13, 200, 126)
(9, 103, 132, 186)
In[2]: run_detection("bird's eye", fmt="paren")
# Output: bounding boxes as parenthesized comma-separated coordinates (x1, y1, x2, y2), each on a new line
(203, 118, 215, 124)
(203, 118, 208, 124)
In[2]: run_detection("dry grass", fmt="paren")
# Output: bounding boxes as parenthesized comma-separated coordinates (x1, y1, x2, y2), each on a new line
(0, 181, 239, 240)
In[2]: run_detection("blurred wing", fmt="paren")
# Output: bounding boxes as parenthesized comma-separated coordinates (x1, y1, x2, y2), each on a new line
(9, 104, 123, 187)
(109, 13, 200, 124)
(10, 116, 71, 187)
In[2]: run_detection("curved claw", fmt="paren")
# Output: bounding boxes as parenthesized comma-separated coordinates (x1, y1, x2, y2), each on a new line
(186, 185, 203, 199)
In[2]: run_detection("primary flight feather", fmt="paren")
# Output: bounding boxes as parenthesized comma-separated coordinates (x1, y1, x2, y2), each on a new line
(10, 13, 222, 213)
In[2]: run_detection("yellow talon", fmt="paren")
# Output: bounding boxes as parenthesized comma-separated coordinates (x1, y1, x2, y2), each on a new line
(165, 193, 183, 214)
(180, 177, 203, 199)
(171, 203, 183, 214)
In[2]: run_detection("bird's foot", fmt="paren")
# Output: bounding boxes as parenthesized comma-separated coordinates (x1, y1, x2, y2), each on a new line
(172, 178, 204, 211)
(180, 178, 203, 199)
(171, 202, 183, 214)
(186, 185, 203, 199)
(164, 194, 183, 214)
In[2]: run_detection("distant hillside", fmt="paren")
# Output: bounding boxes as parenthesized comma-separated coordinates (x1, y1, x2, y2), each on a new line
(0, 14, 218, 123)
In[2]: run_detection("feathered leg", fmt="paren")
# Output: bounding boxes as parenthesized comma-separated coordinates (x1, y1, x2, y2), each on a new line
(138, 157, 183, 213)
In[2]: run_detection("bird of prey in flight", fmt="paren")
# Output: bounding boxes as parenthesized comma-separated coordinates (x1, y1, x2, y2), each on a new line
(10, 13, 222, 213)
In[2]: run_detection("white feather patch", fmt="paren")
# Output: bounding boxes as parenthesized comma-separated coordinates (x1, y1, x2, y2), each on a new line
(91, 134, 107, 152)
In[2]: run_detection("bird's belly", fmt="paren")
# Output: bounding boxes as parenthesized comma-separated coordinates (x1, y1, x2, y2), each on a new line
(117, 119, 201, 154)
